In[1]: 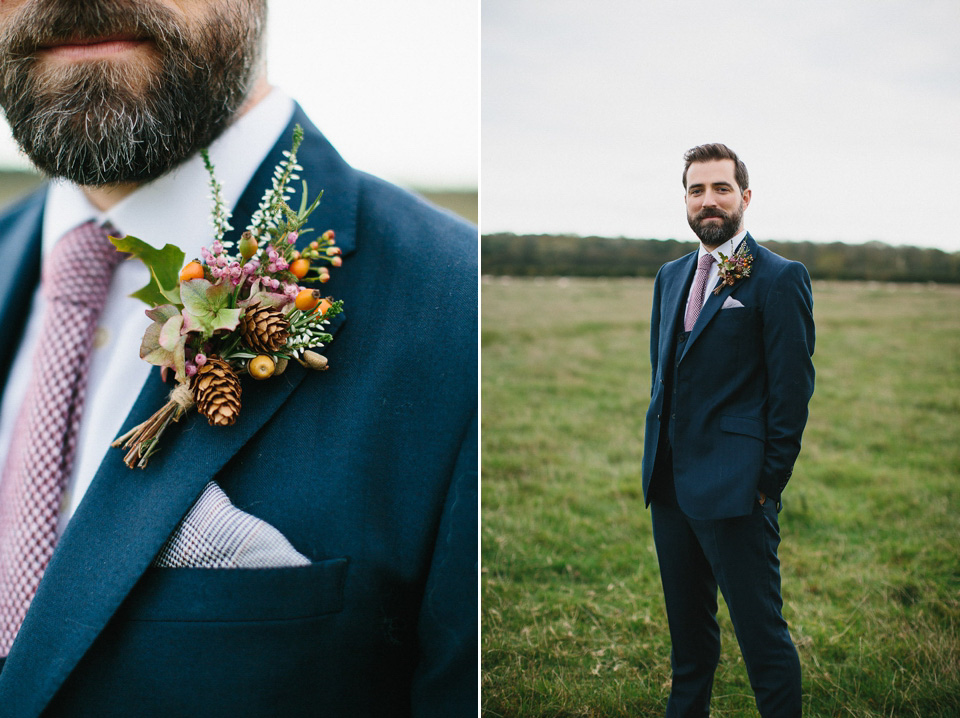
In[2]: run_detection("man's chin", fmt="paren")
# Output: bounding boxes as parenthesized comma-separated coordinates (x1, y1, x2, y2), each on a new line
(692, 225, 729, 248)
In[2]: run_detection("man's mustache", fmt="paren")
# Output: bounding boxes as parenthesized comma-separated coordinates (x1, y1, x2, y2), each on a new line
(0, 0, 178, 58)
(697, 210, 727, 221)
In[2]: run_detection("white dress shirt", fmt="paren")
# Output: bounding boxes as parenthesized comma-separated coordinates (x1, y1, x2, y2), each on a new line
(0, 87, 295, 535)
(683, 229, 747, 322)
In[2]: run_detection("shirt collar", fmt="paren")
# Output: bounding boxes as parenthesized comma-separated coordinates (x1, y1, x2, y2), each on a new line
(42, 87, 295, 260)
(698, 229, 747, 263)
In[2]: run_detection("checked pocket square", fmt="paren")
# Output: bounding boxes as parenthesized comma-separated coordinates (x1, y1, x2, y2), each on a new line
(721, 296, 745, 309)
(153, 481, 311, 569)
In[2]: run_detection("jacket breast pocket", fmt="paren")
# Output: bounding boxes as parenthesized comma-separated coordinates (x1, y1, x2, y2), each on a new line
(119, 557, 349, 622)
(53, 558, 357, 716)
(708, 306, 760, 365)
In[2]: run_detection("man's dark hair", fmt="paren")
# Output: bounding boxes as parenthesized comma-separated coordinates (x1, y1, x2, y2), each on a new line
(682, 143, 749, 192)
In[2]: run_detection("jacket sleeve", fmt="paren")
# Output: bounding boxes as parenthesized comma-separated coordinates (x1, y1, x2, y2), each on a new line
(410, 411, 477, 716)
(758, 261, 815, 501)
(649, 269, 663, 396)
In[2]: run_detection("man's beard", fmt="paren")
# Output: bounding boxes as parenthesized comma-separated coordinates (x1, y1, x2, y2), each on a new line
(687, 200, 745, 248)
(0, 0, 265, 186)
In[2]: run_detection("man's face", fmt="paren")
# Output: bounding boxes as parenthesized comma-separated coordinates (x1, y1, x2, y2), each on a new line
(684, 159, 752, 248)
(0, 0, 266, 186)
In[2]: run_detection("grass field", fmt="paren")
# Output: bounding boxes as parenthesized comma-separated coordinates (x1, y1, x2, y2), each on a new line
(481, 277, 960, 717)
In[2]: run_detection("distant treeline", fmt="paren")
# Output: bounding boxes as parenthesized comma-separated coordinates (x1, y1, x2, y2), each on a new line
(481, 233, 960, 284)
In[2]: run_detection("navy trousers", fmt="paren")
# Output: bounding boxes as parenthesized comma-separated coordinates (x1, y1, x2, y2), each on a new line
(649, 450, 801, 717)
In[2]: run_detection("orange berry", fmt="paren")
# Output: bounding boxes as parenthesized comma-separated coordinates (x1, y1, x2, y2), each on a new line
(295, 288, 320, 312)
(289, 257, 311, 279)
(316, 298, 332, 316)
(179, 261, 204, 282)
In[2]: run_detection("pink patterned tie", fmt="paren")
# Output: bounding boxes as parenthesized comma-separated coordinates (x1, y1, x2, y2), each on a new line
(684, 253, 716, 332)
(0, 220, 123, 656)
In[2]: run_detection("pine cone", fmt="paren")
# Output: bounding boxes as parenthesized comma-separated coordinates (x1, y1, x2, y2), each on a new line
(192, 356, 242, 426)
(241, 302, 290, 353)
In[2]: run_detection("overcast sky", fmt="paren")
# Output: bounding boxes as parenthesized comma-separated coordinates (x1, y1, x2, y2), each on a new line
(483, 0, 960, 251)
(0, 0, 479, 190)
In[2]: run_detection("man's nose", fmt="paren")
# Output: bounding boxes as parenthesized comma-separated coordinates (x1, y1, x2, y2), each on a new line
(701, 189, 718, 206)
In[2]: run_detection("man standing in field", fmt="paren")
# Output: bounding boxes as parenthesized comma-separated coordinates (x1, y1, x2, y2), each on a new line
(641, 143, 815, 716)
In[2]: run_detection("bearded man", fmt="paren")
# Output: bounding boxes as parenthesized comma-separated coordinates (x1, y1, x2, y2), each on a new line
(0, 2, 476, 717)
(641, 144, 814, 717)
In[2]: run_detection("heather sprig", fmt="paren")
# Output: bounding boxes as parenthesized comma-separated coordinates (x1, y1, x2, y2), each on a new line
(200, 149, 234, 247)
(247, 124, 305, 240)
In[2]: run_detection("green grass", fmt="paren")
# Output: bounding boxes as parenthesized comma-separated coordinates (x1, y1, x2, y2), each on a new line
(481, 277, 960, 717)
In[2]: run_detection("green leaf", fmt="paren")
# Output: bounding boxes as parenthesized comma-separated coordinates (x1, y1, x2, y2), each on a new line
(181, 309, 211, 336)
(159, 314, 184, 351)
(238, 279, 290, 310)
(139, 304, 187, 378)
(299, 180, 309, 215)
(180, 278, 241, 340)
(145, 304, 181, 325)
(299, 181, 323, 222)
(140, 326, 186, 372)
(140, 320, 163, 359)
(203, 279, 232, 311)
(140, 342, 172, 367)
(160, 284, 183, 305)
(182, 277, 230, 314)
(110, 234, 185, 307)
(210, 307, 242, 334)
(180, 278, 215, 316)
(173, 337, 187, 382)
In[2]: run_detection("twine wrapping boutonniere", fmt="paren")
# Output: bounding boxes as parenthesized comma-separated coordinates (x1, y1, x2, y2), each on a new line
(713, 241, 753, 295)
(109, 124, 344, 468)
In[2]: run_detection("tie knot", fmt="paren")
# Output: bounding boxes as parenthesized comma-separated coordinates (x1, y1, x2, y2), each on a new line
(43, 221, 125, 305)
(698, 253, 716, 270)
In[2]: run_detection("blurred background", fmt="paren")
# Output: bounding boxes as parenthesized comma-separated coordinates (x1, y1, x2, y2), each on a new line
(0, 0, 479, 224)
(483, 0, 958, 252)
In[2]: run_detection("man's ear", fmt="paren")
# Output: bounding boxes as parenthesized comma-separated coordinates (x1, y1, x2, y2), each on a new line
(741, 187, 752, 210)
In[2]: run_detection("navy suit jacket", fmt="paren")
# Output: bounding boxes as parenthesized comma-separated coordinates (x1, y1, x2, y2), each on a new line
(641, 234, 815, 520)
(0, 106, 477, 717)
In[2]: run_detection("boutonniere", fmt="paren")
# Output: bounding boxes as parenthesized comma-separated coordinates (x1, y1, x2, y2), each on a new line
(110, 124, 344, 469)
(713, 241, 753, 295)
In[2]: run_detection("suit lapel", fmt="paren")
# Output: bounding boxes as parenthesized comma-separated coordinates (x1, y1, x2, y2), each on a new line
(0, 105, 358, 717)
(681, 233, 757, 362)
(0, 191, 44, 398)
(660, 251, 697, 364)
